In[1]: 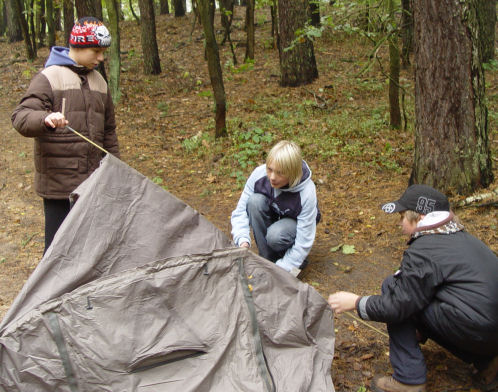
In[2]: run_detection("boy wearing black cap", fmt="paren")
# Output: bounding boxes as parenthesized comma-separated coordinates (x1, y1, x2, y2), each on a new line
(12, 17, 120, 253)
(328, 184, 498, 392)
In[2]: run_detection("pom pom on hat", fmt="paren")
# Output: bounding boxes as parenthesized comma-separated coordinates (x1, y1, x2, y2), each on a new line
(69, 17, 111, 48)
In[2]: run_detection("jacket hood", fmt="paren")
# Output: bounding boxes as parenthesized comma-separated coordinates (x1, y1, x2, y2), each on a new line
(281, 160, 312, 193)
(45, 46, 76, 67)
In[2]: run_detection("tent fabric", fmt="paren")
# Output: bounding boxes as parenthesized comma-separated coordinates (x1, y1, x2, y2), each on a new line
(0, 155, 335, 391)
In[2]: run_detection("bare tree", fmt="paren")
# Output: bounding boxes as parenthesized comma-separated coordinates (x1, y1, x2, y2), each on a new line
(400, 0, 413, 68)
(46, 0, 56, 48)
(411, 0, 493, 194)
(477, 0, 496, 62)
(173, 0, 185, 17)
(198, 0, 227, 137)
(5, 0, 22, 42)
(309, 0, 319, 27)
(75, 0, 96, 17)
(106, 0, 121, 103)
(159, 0, 169, 14)
(245, 0, 254, 61)
(277, 0, 318, 86)
(62, 0, 74, 45)
(11, 0, 36, 59)
(388, 0, 400, 128)
(138, 0, 161, 74)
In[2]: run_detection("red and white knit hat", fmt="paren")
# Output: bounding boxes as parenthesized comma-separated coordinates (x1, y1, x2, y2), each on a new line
(69, 17, 111, 48)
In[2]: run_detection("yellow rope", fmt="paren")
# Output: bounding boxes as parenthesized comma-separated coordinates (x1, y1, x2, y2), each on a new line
(66, 126, 110, 155)
(342, 311, 389, 338)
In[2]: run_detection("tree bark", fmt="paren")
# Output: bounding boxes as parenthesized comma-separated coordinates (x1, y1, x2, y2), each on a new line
(309, 0, 320, 27)
(35, 0, 45, 47)
(388, 0, 400, 129)
(12, 0, 36, 58)
(138, 0, 161, 74)
(0, 0, 6, 36)
(244, 0, 254, 61)
(106, 0, 121, 103)
(159, 0, 169, 14)
(62, 0, 74, 45)
(277, 0, 318, 86)
(411, 0, 493, 194)
(477, 0, 496, 62)
(400, 0, 413, 68)
(198, 0, 227, 137)
(46, 0, 56, 48)
(75, 0, 96, 18)
(173, 0, 185, 17)
(5, 0, 23, 42)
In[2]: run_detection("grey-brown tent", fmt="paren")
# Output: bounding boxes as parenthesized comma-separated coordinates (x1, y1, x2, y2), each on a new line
(0, 155, 335, 391)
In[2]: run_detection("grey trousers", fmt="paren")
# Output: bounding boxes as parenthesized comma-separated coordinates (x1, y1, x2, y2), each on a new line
(246, 193, 297, 263)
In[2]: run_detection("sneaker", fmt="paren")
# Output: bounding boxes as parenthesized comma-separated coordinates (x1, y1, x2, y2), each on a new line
(372, 376, 426, 392)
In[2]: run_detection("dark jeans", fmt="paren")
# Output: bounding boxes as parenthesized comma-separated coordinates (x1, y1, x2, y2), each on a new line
(383, 276, 497, 385)
(43, 198, 71, 254)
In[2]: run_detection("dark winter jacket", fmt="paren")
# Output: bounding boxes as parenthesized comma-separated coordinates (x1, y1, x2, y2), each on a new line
(11, 46, 119, 199)
(357, 215, 498, 347)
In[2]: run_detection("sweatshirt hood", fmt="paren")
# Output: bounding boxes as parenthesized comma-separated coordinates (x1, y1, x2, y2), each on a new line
(45, 46, 76, 67)
(282, 161, 312, 193)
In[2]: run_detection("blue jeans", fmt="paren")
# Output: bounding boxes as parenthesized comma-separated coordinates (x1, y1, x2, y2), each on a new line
(246, 193, 297, 263)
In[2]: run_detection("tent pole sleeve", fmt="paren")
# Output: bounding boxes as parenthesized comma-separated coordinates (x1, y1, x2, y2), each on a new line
(46, 312, 80, 392)
(237, 258, 275, 392)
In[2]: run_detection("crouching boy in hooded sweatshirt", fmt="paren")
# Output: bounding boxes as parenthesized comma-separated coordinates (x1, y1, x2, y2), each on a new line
(231, 140, 320, 275)
(328, 184, 498, 392)
(12, 17, 120, 253)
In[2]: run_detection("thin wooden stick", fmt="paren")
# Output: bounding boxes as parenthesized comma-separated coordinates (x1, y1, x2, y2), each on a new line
(66, 126, 110, 155)
(61, 98, 66, 117)
(343, 311, 389, 338)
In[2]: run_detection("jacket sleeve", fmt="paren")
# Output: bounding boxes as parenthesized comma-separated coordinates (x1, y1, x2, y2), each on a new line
(102, 85, 120, 158)
(361, 247, 442, 323)
(11, 73, 54, 138)
(231, 167, 261, 247)
(275, 182, 317, 272)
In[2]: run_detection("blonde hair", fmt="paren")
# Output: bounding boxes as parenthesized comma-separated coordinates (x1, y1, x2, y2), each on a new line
(402, 209, 460, 225)
(402, 210, 421, 224)
(266, 140, 303, 188)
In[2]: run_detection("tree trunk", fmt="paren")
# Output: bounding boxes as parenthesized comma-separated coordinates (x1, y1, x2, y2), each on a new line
(198, 0, 227, 137)
(94, 0, 103, 20)
(400, 0, 413, 68)
(46, 0, 56, 48)
(35, 0, 44, 47)
(270, 0, 278, 48)
(477, 0, 496, 62)
(219, 0, 233, 43)
(388, 0, 400, 129)
(159, 0, 169, 14)
(54, 3, 61, 31)
(6, 0, 23, 42)
(277, 0, 318, 87)
(106, 0, 121, 103)
(173, 0, 185, 17)
(411, 0, 493, 194)
(138, 0, 161, 74)
(12, 0, 36, 58)
(309, 0, 319, 27)
(62, 0, 74, 45)
(75, 0, 96, 18)
(244, 0, 254, 61)
(1, 0, 6, 36)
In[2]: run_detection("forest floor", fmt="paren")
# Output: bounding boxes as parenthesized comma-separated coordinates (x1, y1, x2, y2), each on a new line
(0, 6, 497, 392)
